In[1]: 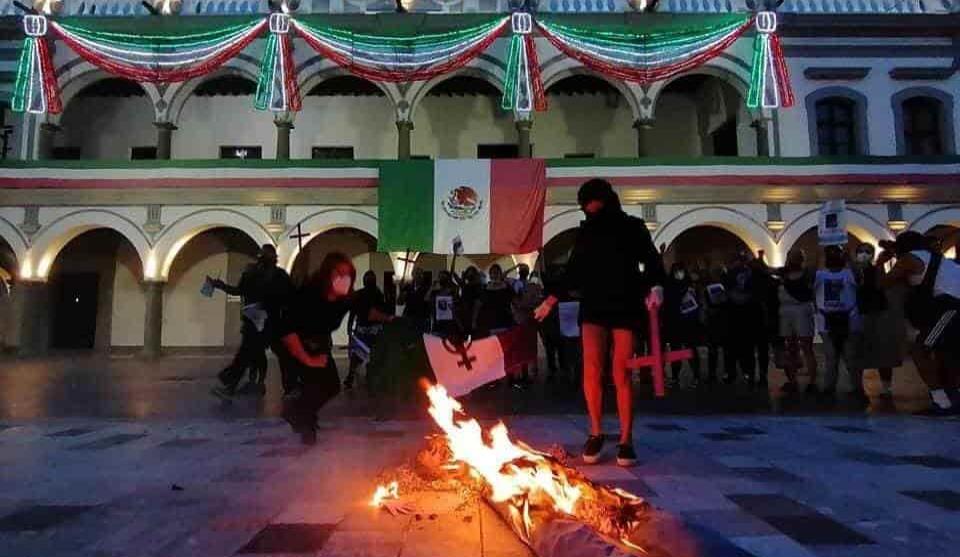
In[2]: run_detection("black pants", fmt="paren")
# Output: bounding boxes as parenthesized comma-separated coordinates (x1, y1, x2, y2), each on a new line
(218, 319, 268, 389)
(274, 343, 341, 433)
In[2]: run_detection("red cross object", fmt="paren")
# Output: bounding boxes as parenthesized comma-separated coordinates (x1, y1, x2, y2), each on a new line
(627, 296, 693, 398)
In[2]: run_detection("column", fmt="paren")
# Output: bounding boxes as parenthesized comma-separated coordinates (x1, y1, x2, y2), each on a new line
(37, 122, 60, 160)
(14, 280, 50, 357)
(275, 120, 294, 161)
(516, 119, 533, 158)
(633, 118, 654, 157)
(153, 122, 176, 160)
(142, 280, 164, 359)
(396, 120, 414, 160)
(752, 118, 771, 157)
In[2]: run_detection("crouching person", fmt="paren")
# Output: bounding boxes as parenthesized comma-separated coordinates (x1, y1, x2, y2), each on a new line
(274, 253, 393, 444)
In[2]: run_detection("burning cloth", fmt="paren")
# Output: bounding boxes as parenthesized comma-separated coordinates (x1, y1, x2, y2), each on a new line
(366, 319, 538, 399)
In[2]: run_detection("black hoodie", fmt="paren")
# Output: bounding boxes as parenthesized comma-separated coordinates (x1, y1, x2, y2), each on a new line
(559, 201, 665, 324)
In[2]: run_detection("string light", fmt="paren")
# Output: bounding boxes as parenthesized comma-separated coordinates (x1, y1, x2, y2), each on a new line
(746, 12, 794, 109)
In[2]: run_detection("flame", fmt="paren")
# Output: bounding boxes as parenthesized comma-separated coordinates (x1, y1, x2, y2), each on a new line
(370, 480, 400, 507)
(426, 384, 585, 535)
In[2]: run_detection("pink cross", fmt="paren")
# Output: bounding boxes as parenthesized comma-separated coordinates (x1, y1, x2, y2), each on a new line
(627, 297, 693, 398)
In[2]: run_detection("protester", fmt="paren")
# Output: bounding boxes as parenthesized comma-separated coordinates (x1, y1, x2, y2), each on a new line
(724, 252, 761, 386)
(457, 266, 483, 337)
(539, 264, 565, 379)
(510, 264, 544, 383)
(776, 248, 818, 395)
(752, 254, 778, 388)
(274, 252, 393, 444)
(815, 245, 865, 404)
(473, 264, 515, 338)
(664, 262, 703, 388)
(878, 231, 960, 416)
(535, 178, 665, 467)
(429, 270, 459, 338)
(853, 243, 905, 402)
(399, 268, 431, 332)
(702, 266, 729, 385)
(345, 270, 386, 390)
(210, 244, 292, 398)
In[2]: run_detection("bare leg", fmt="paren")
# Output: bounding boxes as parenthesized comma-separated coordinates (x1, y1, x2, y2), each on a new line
(782, 336, 798, 383)
(581, 323, 608, 437)
(799, 336, 817, 384)
(611, 328, 635, 445)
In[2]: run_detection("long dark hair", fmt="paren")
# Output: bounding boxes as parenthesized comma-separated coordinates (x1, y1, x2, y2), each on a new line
(577, 178, 623, 214)
(305, 252, 356, 297)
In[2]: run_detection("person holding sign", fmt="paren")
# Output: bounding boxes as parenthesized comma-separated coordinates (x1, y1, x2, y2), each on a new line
(814, 246, 865, 404)
(664, 262, 703, 388)
(535, 179, 665, 467)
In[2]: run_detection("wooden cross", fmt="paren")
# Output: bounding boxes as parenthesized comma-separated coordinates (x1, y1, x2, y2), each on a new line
(290, 223, 311, 252)
(627, 297, 693, 398)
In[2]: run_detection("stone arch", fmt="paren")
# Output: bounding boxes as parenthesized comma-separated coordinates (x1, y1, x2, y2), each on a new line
(541, 66, 643, 121)
(278, 208, 379, 272)
(908, 206, 960, 234)
(777, 207, 893, 258)
(804, 86, 870, 156)
(53, 63, 163, 127)
(891, 86, 957, 156)
(406, 65, 506, 121)
(153, 209, 274, 280)
(649, 60, 752, 118)
(29, 210, 152, 280)
(165, 57, 261, 126)
(0, 216, 28, 274)
(653, 206, 777, 264)
(296, 61, 404, 110)
(543, 208, 583, 245)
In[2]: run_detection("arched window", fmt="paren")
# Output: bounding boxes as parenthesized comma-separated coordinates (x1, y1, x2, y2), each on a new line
(902, 96, 944, 156)
(815, 97, 858, 156)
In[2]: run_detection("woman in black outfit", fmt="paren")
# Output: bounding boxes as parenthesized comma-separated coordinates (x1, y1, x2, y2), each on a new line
(274, 253, 392, 445)
(536, 179, 665, 467)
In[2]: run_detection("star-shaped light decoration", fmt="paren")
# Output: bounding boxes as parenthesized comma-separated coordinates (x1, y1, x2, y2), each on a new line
(33, 0, 63, 15)
(628, 0, 658, 12)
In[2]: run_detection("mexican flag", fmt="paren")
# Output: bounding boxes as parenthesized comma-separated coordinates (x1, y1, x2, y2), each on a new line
(378, 159, 546, 254)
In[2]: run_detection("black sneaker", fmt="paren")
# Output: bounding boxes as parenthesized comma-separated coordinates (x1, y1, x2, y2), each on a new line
(343, 374, 355, 390)
(582, 435, 605, 464)
(616, 443, 638, 467)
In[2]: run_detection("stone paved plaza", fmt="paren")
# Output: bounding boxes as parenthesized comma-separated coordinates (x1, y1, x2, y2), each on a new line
(1, 355, 959, 557)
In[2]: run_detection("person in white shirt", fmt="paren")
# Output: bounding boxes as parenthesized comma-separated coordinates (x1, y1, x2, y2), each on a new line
(878, 231, 960, 416)
(814, 245, 865, 404)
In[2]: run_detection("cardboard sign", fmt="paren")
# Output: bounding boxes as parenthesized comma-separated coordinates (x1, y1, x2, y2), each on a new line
(818, 200, 848, 246)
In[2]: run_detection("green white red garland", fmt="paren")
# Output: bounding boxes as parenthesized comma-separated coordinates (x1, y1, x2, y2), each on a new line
(12, 12, 793, 116)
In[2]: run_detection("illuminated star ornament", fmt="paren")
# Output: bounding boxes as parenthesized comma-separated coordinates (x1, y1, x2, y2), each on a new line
(33, 0, 62, 14)
(152, 0, 183, 14)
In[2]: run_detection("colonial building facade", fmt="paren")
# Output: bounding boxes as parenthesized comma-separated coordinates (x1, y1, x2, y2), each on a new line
(0, 0, 958, 356)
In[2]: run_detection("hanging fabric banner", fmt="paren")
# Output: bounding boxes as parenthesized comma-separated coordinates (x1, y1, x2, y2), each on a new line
(50, 17, 267, 83)
(256, 13, 302, 112)
(291, 16, 509, 83)
(536, 14, 752, 84)
(501, 13, 546, 116)
(747, 11, 794, 109)
(12, 15, 62, 115)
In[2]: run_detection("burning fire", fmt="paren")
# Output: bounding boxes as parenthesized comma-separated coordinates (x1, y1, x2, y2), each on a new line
(370, 480, 399, 507)
(424, 384, 647, 547)
(369, 383, 649, 551)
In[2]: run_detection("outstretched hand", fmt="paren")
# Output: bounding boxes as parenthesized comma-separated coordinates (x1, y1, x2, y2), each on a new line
(533, 297, 556, 322)
(646, 286, 664, 310)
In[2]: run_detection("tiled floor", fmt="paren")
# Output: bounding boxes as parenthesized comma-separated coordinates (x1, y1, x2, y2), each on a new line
(0, 412, 958, 556)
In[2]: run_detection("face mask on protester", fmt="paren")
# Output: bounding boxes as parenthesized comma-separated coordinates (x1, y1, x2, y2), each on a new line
(332, 275, 352, 297)
(855, 252, 873, 264)
(674, 270, 686, 280)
